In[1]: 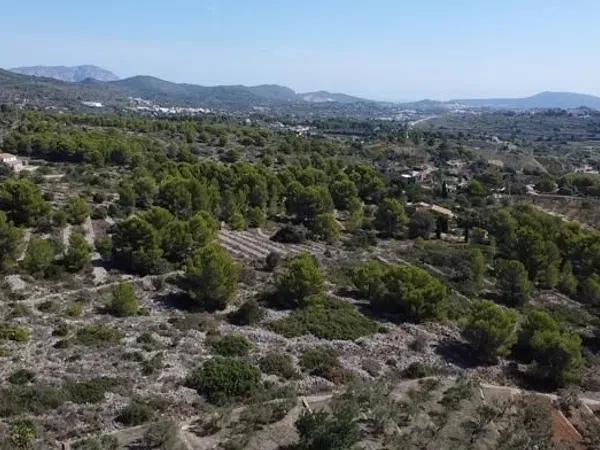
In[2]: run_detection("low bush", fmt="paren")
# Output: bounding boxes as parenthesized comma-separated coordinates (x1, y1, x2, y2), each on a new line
(63, 377, 121, 404)
(168, 313, 216, 332)
(74, 325, 122, 347)
(209, 335, 253, 357)
(0, 324, 30, 342)
(259, 352, 299, 379)
(295, 409, 359, 450)
(140, 419, 183, 449)
(228, 299, 265, 326)
(107, 282, 139, 317)
(299, 347, 348, 383)
(116, 399, 156, 426)
(268, 295, 378, 340)
(73, 434, 119, 450)
(8, 418, 38, 449)
(8, 369, 35, 385)
(186, 357, 261, 404)
(65, 303, 83, 317)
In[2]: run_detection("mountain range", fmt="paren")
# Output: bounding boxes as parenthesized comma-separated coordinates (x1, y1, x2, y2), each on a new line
(10, 65, 119, 82)
(2, 65, 600, 112)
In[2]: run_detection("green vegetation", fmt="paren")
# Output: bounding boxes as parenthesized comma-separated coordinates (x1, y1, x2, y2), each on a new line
(299, 347, 348, 383)
(64, 232, 92, 272)
(74, 325, 123, 347)
(462, 300, 518, 363)
(107, 282, 139, 317)
(64, 196, 91, 224)
(495, 259, 533, 306)
(186, 357, 261, 404)
(374, 198, 408, 237)
(0, 178, 49, 226)
(209, 334, 253, 357)
(0, 324, 30, 342)
(179, 244, 240, 310)
(228, 299, 265, 326)
(352, 261, 447, 321)
(0, 377, 120, 417)
(23, 238, 55, 278)
(116, 399, 156, 426)
(259, 352, 299, 379)
(0, 212, 22, 271)
(274, 253, 325, 307)
(269, 295, 379, 340)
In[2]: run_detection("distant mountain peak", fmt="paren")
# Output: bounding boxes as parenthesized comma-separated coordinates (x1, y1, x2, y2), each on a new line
(9, 65, 119, 83)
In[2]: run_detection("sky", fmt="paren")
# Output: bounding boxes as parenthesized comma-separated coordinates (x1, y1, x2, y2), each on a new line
(1, 0, 600, 101)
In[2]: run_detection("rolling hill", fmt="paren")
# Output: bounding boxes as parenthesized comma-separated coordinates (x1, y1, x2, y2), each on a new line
(10, 65, 119, 82)
(2, 66, 600, 113)
(452, 91, 600, 110)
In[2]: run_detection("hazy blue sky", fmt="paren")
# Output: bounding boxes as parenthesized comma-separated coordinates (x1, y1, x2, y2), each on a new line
(1, 0, 599, 100)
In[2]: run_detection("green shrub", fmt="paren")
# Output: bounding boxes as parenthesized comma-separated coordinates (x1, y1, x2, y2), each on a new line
(179, 244, 240, 311)
(209, 335, 253, 357)
(108, 282, 139, 317)
(52, 322, 70, 337)
(0, 384, 64, 416)
(141, 352, 164, 376)
(265, 251, 281, 272)
(116, 399, 156, 426)
(352, 261, 447, 322)
(64, 377, 121, 404)
(74, 325, 122, 347)
(64, 232, 92, 272)
(274, 253, 325, 308)
(299, 347, 348, 383)
(374, 197, 408, 237)
(65, 303, 83, 317)
(462, 300, 518, 363)
(228, 299, 265, 326)
(22, 238, 55, 278)
(295, 409, 359, 450)
(529, 330, 583, 388)
(140, 419, 182, 449)
(402, 362, 445, 379)
(311, 213, 341, 243)
(268, 295, 378, 340)
(168, 313, 216, 332)
(8, 369, 35, 385)
(73, 434, 119, 450)
(496, 259, 533, 307)
(0, 324, 30, 342)
(259, 352, 299, 380)
(9, 418, 38, 448)
(186, 357, 261, 404)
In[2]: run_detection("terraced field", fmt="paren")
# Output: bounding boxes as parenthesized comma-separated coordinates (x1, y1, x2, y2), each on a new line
(218, 228, 326, 260)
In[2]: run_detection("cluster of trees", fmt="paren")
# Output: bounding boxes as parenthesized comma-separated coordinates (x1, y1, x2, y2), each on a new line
(110, 207, 218, 274)
(3, 128, 160, 166)
(487, 204, 600, 304)
(0, 178, 50, 227)
(463, 302, 583, 387)
(558, 173, 600, 197)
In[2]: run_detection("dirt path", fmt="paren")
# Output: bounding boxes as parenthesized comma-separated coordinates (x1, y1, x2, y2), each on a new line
(17, 228, 32, 262)
(61, 224, 72, 249)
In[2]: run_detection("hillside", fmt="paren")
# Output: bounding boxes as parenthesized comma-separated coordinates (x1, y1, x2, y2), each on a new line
(10, 65, 119, 82)
(453, 91, 600, 110)
(299, 90, 369, 103)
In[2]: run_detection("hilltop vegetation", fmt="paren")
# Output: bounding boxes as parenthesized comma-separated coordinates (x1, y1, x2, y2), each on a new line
(0, 107, 599, 448)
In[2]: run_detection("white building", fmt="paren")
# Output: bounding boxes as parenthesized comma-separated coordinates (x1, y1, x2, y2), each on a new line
(0, 153, 24, 172)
